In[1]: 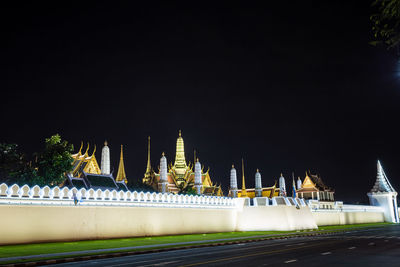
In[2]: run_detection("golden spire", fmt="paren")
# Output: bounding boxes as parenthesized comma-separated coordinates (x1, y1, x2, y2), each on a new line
(241, 158, 247, 197)
(116, 145, 127, 183)
(179, 129, 182, 137)
(104, 140, 108, 146)
(145, 136, 152, 174)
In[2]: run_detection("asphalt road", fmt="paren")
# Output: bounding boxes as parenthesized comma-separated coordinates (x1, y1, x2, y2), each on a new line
(50, 225, 400, 267)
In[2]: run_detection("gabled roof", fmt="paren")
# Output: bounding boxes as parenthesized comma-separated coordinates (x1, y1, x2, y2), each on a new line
(299, 171, 333, 192)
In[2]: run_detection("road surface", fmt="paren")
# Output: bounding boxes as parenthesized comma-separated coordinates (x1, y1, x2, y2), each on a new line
(50, 225, 400, 267)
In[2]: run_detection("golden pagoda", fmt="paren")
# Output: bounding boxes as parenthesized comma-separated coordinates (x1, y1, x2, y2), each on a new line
(143, 130, 223, 196)
(116, 145, 128, 184)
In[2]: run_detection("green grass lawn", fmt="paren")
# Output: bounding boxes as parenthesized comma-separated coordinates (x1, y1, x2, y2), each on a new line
(0, 222, 392, 264)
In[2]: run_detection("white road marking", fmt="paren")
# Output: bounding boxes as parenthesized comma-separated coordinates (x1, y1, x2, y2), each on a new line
(284, 259, 298, 263)
(385, 240, 389, 242)
(348, 247, 356, 250)
(368, 242, 375, 246)
(321, 252, 332, 255)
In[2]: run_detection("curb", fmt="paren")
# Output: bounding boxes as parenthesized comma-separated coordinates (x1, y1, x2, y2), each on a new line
(0, 229, 367, 266)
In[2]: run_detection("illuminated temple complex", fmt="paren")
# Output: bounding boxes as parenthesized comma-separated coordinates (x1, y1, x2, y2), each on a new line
(63, 142, 128, 191)
(228, 160, 334, 202)
(228, 159, 280, 198)
(143, 131, 223, 196)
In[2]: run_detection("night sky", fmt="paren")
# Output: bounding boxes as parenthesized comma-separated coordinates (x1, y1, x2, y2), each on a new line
(1, 2, 399, 203)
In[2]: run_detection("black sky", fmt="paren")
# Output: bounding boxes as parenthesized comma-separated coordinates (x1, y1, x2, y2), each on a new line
(1, 1, 399, 203)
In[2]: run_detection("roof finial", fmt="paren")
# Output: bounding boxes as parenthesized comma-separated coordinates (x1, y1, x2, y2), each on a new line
(91, 145, 96, 156)
(78, 141, 83, 154)
(162, 151, 165, 156)
(257, 168, 259, 172)
(84, 142, 90, 155)
(179, 129, 181, 137)
(232, 164, 234, 168)
(104, 140, 108, 146)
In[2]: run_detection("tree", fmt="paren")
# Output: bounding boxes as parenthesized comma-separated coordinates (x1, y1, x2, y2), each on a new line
(0, 143, 39, 185)
(128, 178, 156, 192)
(370, 0, 400, 50)
(179, 186, 197, 195)
(36, 134, 73, 186)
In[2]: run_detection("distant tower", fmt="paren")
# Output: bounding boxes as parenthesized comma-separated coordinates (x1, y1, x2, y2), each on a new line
(144, 136, 152, 178)
(279, 173, 286, 196)
(159, 152, 168, 193)
(230, 164, 238, 198)
(101, 141, 110, 174)
(241, 158, 247, 197)
(194, 158, 202, 195)
(116, 145, 127, 184)
(367, 160, 399, 223)
(255, 169, 262, 197)
(297, 177, 302, 190)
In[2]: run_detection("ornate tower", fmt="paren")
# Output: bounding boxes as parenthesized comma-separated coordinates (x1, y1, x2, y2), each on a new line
(367, 160, 399, 223)
(144, 136, 153, 180)
(194, 158, 202, 195)
(255, 169, 262, 197)
(116, 145, 127, 184)
(174, 130, 187, 174)
(241, 158, 247, 197)
(297, 177, 302, 190)
(279, 173, 286, 196)
(159, 152, 168, 193)
(101, 141, 110, 174)
(230, 164, 238, 198)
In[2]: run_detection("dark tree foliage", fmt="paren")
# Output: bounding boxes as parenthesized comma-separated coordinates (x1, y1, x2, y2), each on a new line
(0, 143, 39, 185)
(36, 134, 73, 187)
(128, 178, 156, 193)
(370, 0, 400, 49)
(179, 186, 197, 195)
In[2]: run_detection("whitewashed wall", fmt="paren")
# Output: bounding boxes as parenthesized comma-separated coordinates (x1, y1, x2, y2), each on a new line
(0, 184, 388, 245)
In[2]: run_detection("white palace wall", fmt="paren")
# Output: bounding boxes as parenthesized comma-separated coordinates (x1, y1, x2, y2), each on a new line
(0, 205, 237, 245)
(0, 184, 389, 245)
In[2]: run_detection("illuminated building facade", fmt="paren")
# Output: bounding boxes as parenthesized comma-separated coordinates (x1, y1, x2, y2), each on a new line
(296, 171, 334, 201)
(143, 131, 223, 196)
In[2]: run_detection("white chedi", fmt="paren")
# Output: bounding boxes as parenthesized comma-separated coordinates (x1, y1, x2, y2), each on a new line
(255, 169, 262, 197)
(279, 173, 286, 196)
(230, 165, 238, 197)
(160, 152, 169, 193)
(297, 177, 302, 190)
(194, 159, 202, 194)
(101, 141, 110, 175)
